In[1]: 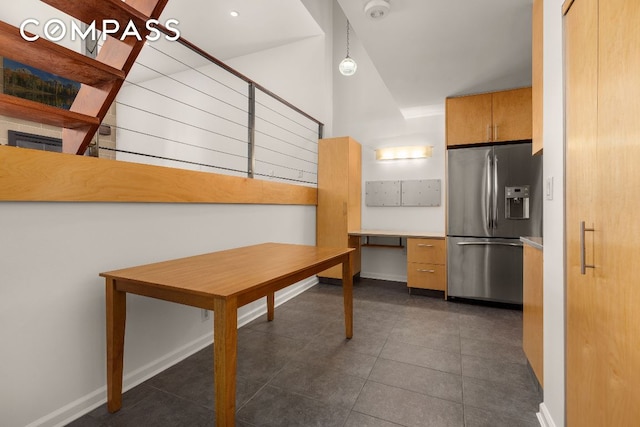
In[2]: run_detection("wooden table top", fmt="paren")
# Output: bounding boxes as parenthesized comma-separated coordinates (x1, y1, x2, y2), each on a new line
(99, 243, 353, 299)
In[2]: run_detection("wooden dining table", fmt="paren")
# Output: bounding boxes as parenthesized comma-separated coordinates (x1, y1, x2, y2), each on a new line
(99, 242, 354, 426)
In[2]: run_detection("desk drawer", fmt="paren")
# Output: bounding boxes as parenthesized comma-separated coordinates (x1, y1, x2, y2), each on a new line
(407, 238, 446, 264)
(407, 263, 446, 290)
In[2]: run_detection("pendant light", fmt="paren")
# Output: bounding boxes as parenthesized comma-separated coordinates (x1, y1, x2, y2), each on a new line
(339, 19, 357, 76)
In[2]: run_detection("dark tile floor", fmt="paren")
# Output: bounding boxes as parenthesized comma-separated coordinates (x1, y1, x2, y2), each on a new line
(69, 279, 542, 427)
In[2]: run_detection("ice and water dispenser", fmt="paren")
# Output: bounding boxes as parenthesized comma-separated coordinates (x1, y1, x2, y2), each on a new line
(505, 186, 530, 219)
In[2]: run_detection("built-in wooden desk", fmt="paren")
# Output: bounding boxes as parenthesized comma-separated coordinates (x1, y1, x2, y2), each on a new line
(349, 230, 447, 297)
(100, 243, 354, 427)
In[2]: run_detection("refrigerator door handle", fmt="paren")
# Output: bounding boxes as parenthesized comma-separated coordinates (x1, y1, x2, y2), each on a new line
(486, 153, 493, 230)
(493, 154, 499, 229)
(457, 241, 523, 247)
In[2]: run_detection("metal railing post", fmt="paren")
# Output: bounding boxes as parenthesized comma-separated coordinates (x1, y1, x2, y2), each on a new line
(247, 82, 256, 178)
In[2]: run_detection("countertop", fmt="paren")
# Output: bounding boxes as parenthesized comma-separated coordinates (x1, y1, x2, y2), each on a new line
(521, 236, 543, 250)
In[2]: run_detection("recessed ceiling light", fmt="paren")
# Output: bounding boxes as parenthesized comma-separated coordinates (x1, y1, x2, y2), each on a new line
(230, 10, 239, 17)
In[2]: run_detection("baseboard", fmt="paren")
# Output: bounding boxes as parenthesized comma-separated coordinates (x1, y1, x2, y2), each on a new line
(30, 277, 318, 427)
(29, 333, 215, 427)
(537, 402, 557, 427)
(360, 272, 406, 283)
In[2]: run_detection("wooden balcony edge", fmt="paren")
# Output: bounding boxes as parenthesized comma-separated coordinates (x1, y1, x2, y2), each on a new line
(0, 145, 317, 205)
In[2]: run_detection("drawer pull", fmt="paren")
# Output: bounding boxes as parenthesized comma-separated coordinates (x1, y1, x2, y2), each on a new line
(417, 269, 436, 273)
(417, 244, 434, 247)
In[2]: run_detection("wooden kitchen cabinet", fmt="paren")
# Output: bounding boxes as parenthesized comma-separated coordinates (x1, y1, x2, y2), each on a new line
(445, 93, 492, 146)
(565, 0, 640, 424)
(522, 243, 543, 388)
(317, 136, 362, 281)
(407, 238, 446, 294)
(446, 87, 532, 147)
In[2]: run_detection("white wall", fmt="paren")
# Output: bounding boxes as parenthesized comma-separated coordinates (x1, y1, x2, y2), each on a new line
(227, 34, 330, 130)
(331, 4, 446, 281)
(540, 0, 565, 426)
(0, 204, 316, 427)
(0, 2, 335, 426)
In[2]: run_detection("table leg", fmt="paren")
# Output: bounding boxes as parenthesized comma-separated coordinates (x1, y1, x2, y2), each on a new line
(342, 254, 353, 339)
(105, 278, 126, 413)
(214, 297, 238, 427)
(267, 292, 275, 321)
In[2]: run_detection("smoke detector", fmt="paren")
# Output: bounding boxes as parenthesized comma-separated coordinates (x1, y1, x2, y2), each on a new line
(364, 0, 391, 20)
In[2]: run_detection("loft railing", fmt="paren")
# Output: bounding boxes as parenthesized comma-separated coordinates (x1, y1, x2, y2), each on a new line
(0, 1, 320, 203)
(94, 23, 323, 187)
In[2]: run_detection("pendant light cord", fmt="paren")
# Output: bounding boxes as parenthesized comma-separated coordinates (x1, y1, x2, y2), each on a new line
(346, 20, 351, 57)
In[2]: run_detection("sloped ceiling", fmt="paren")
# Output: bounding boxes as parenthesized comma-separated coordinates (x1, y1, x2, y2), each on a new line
(160, 0, 323, 61)
(153, 0, 532, 117)
(337, 0, 533, 116)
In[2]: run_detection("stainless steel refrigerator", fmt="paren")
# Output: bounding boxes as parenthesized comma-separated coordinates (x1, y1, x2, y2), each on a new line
(447, 142, 542, 304)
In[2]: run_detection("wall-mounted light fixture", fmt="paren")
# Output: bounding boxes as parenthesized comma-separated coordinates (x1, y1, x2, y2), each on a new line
(375, 145, 433, 160)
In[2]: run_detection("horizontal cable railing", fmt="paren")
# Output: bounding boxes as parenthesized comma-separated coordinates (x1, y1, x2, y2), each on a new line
(95, 25, 322, 187)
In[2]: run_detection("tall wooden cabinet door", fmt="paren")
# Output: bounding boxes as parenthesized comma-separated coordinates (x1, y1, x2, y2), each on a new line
(492, 87, 532, 143)
(317, 137, 361, 279)
(347, 140, 362, 275)
(446, 93, 492, 146)
(317, 138, 349, 247)
(347, 139, 362, 233)
(564, 0, 602, 425)
(596, 0, 640, 423)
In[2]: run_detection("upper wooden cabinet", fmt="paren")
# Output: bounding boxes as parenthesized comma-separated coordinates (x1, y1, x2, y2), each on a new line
(317, 136, 362, 280)
(446, 87, 533, 147)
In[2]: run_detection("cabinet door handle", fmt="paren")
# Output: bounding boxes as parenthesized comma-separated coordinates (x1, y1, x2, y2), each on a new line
(486, 124, 492, 141)
(494, 124, 499, 141)
(417, 244, 434, 247)
(580, 221, 595, 275)
(417, 269, 436, 273)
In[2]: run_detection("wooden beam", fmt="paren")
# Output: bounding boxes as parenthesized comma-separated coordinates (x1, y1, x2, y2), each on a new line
(0, 145, 318, 205)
